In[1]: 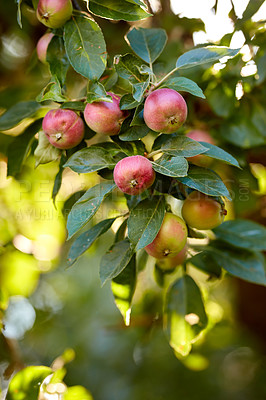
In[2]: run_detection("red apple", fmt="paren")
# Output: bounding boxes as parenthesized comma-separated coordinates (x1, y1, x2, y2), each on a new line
(42, 109, 85, 149)
(143, 88, 187, 133)
(182, 191, 226, 230)
(37, 0, 73, 29)
(36, 32, 54, 64)
(113, 155, 155, 195)
(84, 93, 128, 136)
(145, 213, 188, 259)
(186, 129, 215, 167)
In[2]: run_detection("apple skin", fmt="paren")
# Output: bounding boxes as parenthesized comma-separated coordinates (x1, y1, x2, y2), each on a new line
(182, 191, 226, 230)
(156, 244, 187, 271)
(186, 129, 215, 167)
(42, 109, 85, 149)
(37, 0, 73, 29)
(145, 213, 188, 259)
(113, 155, 155, 195)
(84, 93, 128, 136)
(143, 88, 187, 134)
(36, 32, 54, 63)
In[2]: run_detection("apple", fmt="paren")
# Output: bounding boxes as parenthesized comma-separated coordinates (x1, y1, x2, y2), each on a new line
(36, 32, 54, 64)
(36, 0, 73, 29)
(84, 93, 128, 136)
(145, 213, 188, 259)
(182, 191, 226, 230)
(156, 243, 187, 271)
(113, 155, 155, 195)
(42, 109, 85, 149)
(186, 129, 215, 167)
(143, 88, 187, 133)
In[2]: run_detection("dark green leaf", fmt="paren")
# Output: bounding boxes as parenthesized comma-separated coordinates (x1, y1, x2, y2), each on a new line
(204, 245, 266, 286)
(87, 0, 151, 21)
(47, 35, 70, 85)
(220, 120, 265, 148)
(36, 76, 67, 103)
(152, 155, 188, 177)
(127, 196, 165, 251)
(153, 134, 208, 157)
(64, 14, 107, 80)
(130, 104, 144, 126)
(34, 131, 61, 167)
(126, 27, 167, 63)
(111, 254, 136, 324)
(52, 153, 67, 204)
(111, 136, 146, 156)
(213, 219, 266, 251)
(178, 165, 231, 200)
(67, 182, 116, 239)
(64, 146, 117, 173)
(197, 142, 240, 168)
(100, 239, 135, 286)
(115, 54, 150, 101)
(164, 275, 208, 356)
(6, 366, 52, 400)
(161, 77, 205, 99)
(188, 251, 222, 278)
(87, 81, 112, 103)
(206, 82, 236, 118)
(119, 124, 149, 141)
(176, 46, 240, 70)
(0, 101, 40, 131)
(67, 218, 116, 267)
(7, 120, 41, 177)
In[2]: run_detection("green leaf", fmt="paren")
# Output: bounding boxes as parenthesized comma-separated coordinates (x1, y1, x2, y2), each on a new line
(7, 120, 41, 177)
(111, 136, 146, 156)
(197, 142, 240, 168)
(206, 82, 236, 117)
(60, 101, 86, 111)
(87, 81, 112, 103)
(115, 54, 150, 101)
(36, 76, 67, 103)
(64, 146, 117, 173)
(125, 27, 167, 63)
(67, 182, 116, 239)
(111, 254, 136, 325)
(64, 386, 93, 400)
(6, 366, 52, 400)
(152, 155, 188, 178)
(0, 101, 40, 131)
(119, 124, 149, 141)
(242, 0, 265, 21)
(204, 245, 266, 286)
(52, 153, 67, 204)
(67, 218, 116, 267)
(87, 0, 151, 21)
(213, 220, 266, 251)
(178, 165, 231, 200)
(176, 46, 240, 70)
(153, 134, 208, 158)
(127, 196, 165, 251)
(220, 120, 265, 148)
(188, 251, 222, 278)
(161, 77, 205, 99)
(119, 94, 141, 110)
(64, 13, 107, 80)
(164, 275, 208, 357)
(47, 35, 70, 86)
(100, 239, 135, 286)
(34, 131, 61, 167)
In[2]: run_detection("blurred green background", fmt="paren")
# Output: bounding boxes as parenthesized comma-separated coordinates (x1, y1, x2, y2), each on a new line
(1, 0, 266, 399)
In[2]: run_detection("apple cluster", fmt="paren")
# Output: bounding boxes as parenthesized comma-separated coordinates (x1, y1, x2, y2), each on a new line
(35, 0, 226, 274)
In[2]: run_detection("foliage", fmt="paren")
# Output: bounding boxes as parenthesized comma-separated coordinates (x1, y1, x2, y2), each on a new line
(0, 0, 266, 397)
